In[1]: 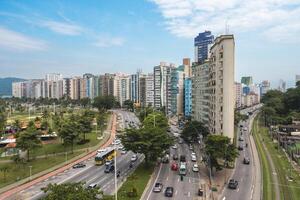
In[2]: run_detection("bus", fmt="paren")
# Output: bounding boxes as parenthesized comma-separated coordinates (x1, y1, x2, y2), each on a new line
(179, 163, 187, 175)
(95, 147, 116, 166)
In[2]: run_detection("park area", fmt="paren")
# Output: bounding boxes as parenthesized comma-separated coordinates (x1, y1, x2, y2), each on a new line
(0, 105, 110, 189)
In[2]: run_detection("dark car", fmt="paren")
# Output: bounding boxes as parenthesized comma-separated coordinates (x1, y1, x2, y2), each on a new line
(228, 179, 238, 189)
(164, 187, 174, 197)
(173, 154, 178, 160)
(238, 145, 243, 151)
(72, 163, 86, 169)
(153, 182, 163, 192)
(180, 155, 186, 162)
(104, 165, 115, 173)
(238, 136, 244, 141)
(243, 157, 250, 164)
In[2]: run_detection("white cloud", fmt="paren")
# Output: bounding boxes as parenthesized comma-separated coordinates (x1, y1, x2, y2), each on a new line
(41, 20, 83, 35)
(0, 27, 47, 51)
(150, 0, 300, 41)
(94, 35, 125, 47)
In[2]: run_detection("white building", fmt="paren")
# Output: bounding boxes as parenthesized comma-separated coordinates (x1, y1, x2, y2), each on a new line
(192, 35, 235, 140)
(234, 82, 242, 109)
(278, 79, 286, 93)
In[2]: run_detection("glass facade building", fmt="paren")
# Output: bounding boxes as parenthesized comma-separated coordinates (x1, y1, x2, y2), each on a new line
(194, 31, 214, 64)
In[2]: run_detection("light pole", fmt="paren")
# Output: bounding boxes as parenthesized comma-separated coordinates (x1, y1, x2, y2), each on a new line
(29, 166, 32, 181)
(114, 133, 118, 200)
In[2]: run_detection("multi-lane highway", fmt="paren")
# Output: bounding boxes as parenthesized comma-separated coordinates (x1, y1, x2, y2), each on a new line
(143, 122, 201, 200)
(6, 110, 142, 200)
(220, 105, 262, 200)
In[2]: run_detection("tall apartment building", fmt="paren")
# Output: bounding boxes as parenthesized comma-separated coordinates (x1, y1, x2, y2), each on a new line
(170, 67, 185, 116)
(145, 73, 154, 107)
(184, 78, 192, 117)
(194, 31, 214, 64)
(116, 74, 130, 106)
(192, 35, 235, 140)
(241, 76, 253, 86)
(260, 80, 270, 96)
(278, 79, 286, 93)
(234, 82, 242, 108)
(153, 62, 175, 113)
(296, 75, 300, 86)
(182, 58, 192, 77)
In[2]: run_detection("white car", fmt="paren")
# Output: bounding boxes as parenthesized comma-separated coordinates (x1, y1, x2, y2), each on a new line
(191, 152, 196, 157)
(192, 164, 199, 172)
(172, 144, 177, 149)
(191, 155, 197, 162)
(131, 154, 138, 162)
(97, 148, 107, 153)
(112, 139, 121, 145)
(121, 149, 127, 154)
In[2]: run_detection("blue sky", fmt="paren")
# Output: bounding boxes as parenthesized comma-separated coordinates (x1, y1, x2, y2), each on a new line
(0, 0, 299, 88)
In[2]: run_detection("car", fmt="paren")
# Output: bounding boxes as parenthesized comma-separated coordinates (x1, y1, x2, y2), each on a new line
(112, 139, 121, 145)
(192, 164, 199, 172)
(180, 155, 186, 163)
(97, 148, 107, 153)
(238, 145, 243, 151)
(198, 188, 204, 196)
(171, 162, 178, 171)
(153, 183, 163, 192)
(243, 157, 250, 164)
(189, 145, 193, 150)
(228, 179, 238, 189)
(117, 170, 121, 178)
(239, 136, 244, 141)
(164, 187, 174, 197)
(162, 154, 169, 163)
(173, 154, 178, 160)
(118, 145, 124, 150)
(104, 165, 115, 173)
(131, 154, 138, 162)
(72, 163, 86, 169)
(87, 183, 97, 189)
(172, 144, 177, 149)
(239, 124, 243, 128)
(178, 139, 183, 144)
(125, 120, 128, 122)
(243, 127, 248, 131)
(191, 152, 196, 157)
(121, 149, 127, 154)
(191, 155, 197, 162)
(105, 160, 113, 166)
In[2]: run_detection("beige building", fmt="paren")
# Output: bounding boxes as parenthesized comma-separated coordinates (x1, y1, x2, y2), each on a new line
(192, 35, 235, 140)
(234, 82, 242, 108)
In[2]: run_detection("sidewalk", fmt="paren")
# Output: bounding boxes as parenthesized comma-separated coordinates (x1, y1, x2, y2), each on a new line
(0, 113, 116, 200)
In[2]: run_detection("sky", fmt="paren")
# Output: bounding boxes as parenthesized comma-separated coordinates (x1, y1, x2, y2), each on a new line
(0, 0, 300, 88)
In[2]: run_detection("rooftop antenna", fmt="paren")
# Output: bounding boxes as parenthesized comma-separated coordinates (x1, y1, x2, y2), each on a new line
(225, 18, 229, 34)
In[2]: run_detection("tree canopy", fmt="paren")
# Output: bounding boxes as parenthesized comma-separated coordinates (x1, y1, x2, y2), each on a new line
(93, 95, 117, 111)
(41, 182, 102, 200)
(204, 135, 238, 172)
(181, 121, 209, 143)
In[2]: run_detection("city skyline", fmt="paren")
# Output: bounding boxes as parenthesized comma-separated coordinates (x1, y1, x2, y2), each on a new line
(0, 0, 300, 88)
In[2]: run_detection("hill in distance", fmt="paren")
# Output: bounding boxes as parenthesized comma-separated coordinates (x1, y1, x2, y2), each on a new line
(0, 77, 26, 97)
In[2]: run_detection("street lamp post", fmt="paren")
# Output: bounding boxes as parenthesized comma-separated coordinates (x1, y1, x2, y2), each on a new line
(114, 133, 118, 200)
(29, 166, 32, 181)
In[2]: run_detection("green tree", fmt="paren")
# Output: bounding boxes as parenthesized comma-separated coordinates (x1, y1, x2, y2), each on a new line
(143, 112, 168, 130)
(181, 121, 209, 143)
(80, 97, 91, 108)
(16, 128, 42, 161)
(41, 182, 102, 200)
(204, 135, 238, 173)
(123, 99, 134, 111)
(78, 115, 93, 142)
(234, 110, 248, 126)
(0, 165, 9, 181)
(0, 112, 6, 132)
(120, 126, 173, 164)
(138, 107, 154, 122)
(96, 113, 106, 136)
(93, 95, 116, 111)
(59, 121, 79, 153)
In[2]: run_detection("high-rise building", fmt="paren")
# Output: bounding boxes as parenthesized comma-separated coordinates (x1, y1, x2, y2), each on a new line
(170, 67, 185, 116)
(260, 80, 270, 96)
(296, 75, 300, 86)
(234, 82, 242, 108)
(192, 35, 235, 140)
(153, 62, 175, 113)
(194, 31, 214, 63)
(278, 79, 286, 92)
(45, 73, 63, 82)
(182, 58, 192, 77)
(130, 71, 142, 104)
(145, 73, 154, 107)
(184, 78, 192, 117)
(241, 76, 253, 86)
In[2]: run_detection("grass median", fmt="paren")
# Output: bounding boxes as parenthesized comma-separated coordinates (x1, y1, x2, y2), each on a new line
(0, 150, 83, 188)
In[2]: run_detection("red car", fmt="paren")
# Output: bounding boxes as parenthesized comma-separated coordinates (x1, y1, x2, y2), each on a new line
(171, 162, 178, 171)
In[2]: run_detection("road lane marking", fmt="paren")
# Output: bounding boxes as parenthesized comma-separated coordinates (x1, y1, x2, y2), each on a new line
(222, 197, 226, 200)
(175, 190, 178, 195)
(237, 188, 239, 192)
(146, 163, 163, 200)
(188, 192, 190, 197)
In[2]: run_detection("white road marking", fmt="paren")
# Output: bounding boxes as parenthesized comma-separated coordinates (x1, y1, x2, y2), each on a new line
(237, 188, 239, 192)
(175, 190, 178, 195)
(166, 176, 169, 181)
(222, 197, 226, 200)
(188, 192, 190, 197)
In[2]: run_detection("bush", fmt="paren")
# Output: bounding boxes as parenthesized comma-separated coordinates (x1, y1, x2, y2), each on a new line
(76, 139, 90, 145)
(127, 187, 138, 197)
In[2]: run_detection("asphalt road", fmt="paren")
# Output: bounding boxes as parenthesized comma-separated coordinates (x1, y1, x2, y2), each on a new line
(220, 106, 262, 200)
(8, 110, 142, 200)
(143, 123, 201, 200)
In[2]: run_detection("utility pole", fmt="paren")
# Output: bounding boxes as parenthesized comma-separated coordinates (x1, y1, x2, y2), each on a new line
(114, 133, 118, 200)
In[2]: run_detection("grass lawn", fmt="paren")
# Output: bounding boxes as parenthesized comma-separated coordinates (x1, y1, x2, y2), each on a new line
(116, 163, 154, 200)
(256, 117, 300, 199)
(0, 150, 83, 188)
(252, 116, 275, 200)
